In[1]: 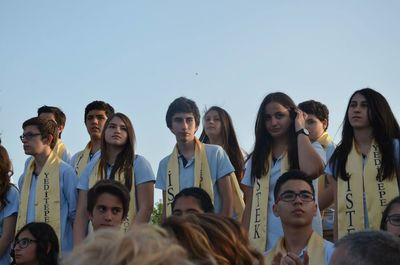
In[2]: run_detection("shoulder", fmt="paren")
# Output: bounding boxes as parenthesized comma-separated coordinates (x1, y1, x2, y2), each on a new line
(6, 184, 19, 198)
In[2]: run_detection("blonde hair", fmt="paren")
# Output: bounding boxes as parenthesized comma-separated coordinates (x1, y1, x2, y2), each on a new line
(62, 225, 194, 265)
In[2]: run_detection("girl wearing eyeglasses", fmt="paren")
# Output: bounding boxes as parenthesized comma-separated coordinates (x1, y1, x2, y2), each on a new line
(11, 222, 59, 265)
(0, 145, 19, 265)
(326, 88, 400, 241)
(73, 113, 155, 245)
(380, 196, 400, 237)
(241, 92, 325, 252)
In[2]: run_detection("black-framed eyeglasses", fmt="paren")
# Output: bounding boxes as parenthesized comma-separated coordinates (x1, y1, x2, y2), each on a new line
(13, 238, 38, 249)
(20, 133, 41, 141)
(276, 191, 315, 203)
(386, 214, 400, 226)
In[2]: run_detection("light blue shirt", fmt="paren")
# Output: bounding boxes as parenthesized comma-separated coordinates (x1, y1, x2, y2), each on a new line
(0, 185, 19, 265)
(77, 154, 155, 191)
(242, 143, 325, 252)
(156, 144, 234, 213)
(18, 161, 78, 254)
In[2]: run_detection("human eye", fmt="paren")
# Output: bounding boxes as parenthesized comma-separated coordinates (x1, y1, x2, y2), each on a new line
(97, 115, 106, 120)
(349, 101, 357, 108)
(20, 239, 29, 248)
(112, 207, 122, 215)
(389, 214, 400, 225)
(275, 113, 286, 119)
(108, 123, 116, 129)
(264, 114, 271, 121)
(361, 102, 368, 108)
(97, 205, 106, 213)
(120, 126, 128, 131)
(173, 210, 182, 216)
(281, 191, 295, 201)
(299, 191, 314, 201)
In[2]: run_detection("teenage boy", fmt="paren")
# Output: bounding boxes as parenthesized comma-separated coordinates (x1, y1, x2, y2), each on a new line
(266, 170, 334, 265)
(156, 97, 233, 218)
(37, 105, 71, 163)
(172, 187, 214, 216)
(87, 179, 130, 231)
(70, 101, 114, 176)
(17, 117, 77, 254)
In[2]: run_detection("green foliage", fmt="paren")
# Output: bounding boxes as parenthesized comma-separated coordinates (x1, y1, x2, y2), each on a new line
(150, 200, 163, 225)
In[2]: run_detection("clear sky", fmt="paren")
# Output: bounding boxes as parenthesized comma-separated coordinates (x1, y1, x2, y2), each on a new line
(1, 1, 399, 203)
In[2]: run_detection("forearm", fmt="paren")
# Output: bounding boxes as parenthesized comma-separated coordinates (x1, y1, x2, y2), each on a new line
(0, 215, 16, 257)
(73, 212, 88, 246)
(297, 135, 324, 178)
(242, 186, 253, 231)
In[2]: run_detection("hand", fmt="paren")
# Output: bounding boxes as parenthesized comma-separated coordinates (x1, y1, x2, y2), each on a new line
(294, 109, 307, 132)
(271, 251, 309, 265)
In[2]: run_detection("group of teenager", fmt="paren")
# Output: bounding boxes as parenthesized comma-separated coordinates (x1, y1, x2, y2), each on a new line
(1, 87, 400, 264)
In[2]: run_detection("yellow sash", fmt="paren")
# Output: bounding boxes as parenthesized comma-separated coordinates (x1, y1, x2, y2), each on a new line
(17, 151, 61, 246)
(249, 153, 289, 252)
(337, 140, 399, 238)
(73, 143, 92, 176)
(317, 132, 333, 150)
(230, 172, 245, 220)
(89, 160, 136, 233)
(265, 232, 326, 265)
(165, 138, 213, 217)
(54, 139, 66, 160)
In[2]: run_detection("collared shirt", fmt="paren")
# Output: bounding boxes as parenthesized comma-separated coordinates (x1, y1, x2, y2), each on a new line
(242, 142, 326, 251)
(18, 161, 78, 254)
(77, 154, 155, 191)
(156, 144, 234, 213)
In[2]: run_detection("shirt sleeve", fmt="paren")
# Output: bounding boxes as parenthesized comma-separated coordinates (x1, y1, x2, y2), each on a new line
(134, 155, 156, 185)
(214, 145, 235, 181)
(3, 185, 19, 218)
(61, 163, 78, 221)
(155, 156, 168, 190)
(77, 156, 99, 191)
(241, 157, 253, 187)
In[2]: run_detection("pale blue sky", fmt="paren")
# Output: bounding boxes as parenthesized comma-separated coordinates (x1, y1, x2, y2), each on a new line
(1, 1, 399, 202)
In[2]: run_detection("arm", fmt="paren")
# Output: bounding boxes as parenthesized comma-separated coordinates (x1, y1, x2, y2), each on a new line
(132, 181, 154, 224)
(295, 110, 324, 178)
(73, 190, 89, 247)
(241, 185, 253, 231)
(217, 174, 233, 217)
(0, 214, 17, 257)
(318, 175, 335, 211)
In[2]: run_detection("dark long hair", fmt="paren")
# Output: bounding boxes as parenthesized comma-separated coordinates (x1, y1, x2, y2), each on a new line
(99, 113, 135, 191)
(11, 222, 59, 265)
(0, 145, 12, 210)
(329, 88, 400, 181)
(200, 106, 245, 181)
(251, 92, 299, 179)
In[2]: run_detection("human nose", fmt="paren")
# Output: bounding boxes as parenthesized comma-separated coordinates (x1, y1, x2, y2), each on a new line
(104, 210, 113, 221)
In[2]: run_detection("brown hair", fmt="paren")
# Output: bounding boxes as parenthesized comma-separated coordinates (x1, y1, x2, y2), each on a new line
(0, 145, 12, 210)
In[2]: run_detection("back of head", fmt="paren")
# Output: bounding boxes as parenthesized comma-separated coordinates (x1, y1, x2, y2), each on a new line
(0, 145, 12, 209)
(185, 213, 265, 265)
(22, 117, 59, 149)
(84, 100, 115, 122)
(62, 224, 194, 265)
(37, 105, 66, 127)
(165, 97, 200, 129)
(162, 215, 218, 265)
(332, 230, 400, 265)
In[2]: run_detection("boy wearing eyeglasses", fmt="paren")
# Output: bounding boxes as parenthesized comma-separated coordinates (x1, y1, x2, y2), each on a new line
(265, 170, 334, 265)
(17, 117, 77, 254)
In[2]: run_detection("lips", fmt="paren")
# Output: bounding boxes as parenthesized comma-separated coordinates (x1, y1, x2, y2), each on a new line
(292, 209, 305, 215)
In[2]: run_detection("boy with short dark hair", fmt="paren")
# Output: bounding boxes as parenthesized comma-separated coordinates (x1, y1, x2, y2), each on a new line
(156, 97, 234, 218)
(266, 170, 333, 265)
(87, 179, 130, 231)
(17, 117, 77, 254)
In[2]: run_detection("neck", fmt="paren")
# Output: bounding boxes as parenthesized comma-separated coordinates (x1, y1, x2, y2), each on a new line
(107, 145, 123, 166)
(272, 141, 287, 158)
(353, 128, 373, 154)
(177, 139, 196, 160)
(90, 139, 101, 154)
(282, 225, 314, 255)
(33, 149, 52, 174)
